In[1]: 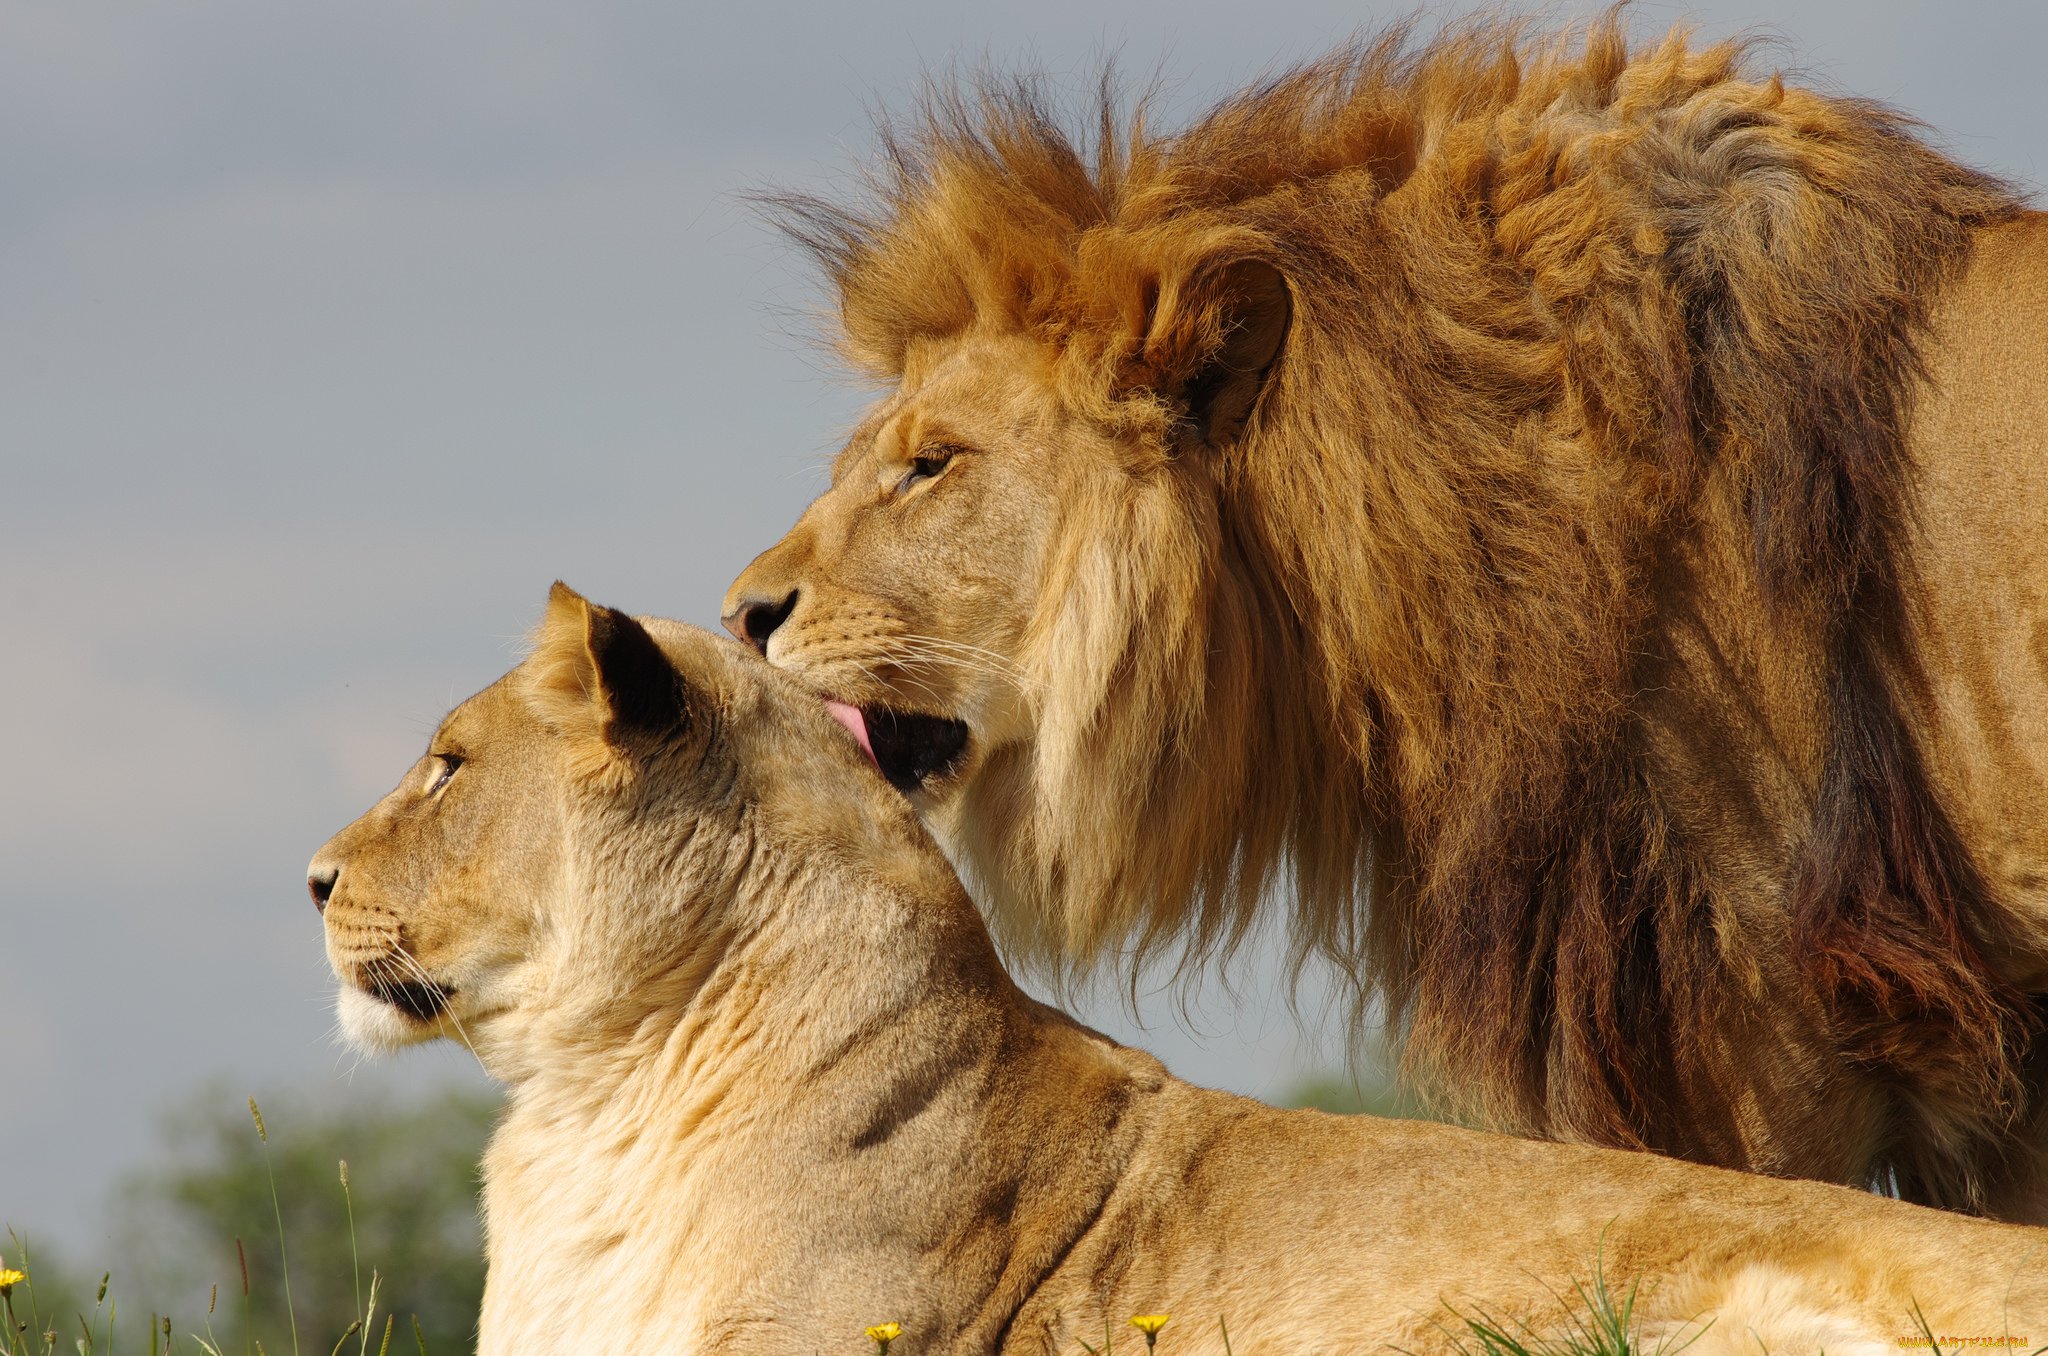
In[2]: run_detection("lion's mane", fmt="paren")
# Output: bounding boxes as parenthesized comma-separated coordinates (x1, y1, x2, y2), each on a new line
(773, 17, 2035, 1206)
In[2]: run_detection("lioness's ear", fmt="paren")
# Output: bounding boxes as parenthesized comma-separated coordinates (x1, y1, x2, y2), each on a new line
(527, 581, 688, 750)
(1142, 257, 1291, 448)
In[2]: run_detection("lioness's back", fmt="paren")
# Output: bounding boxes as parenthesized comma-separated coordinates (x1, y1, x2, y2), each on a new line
(1021, 1079, 2048, 1349)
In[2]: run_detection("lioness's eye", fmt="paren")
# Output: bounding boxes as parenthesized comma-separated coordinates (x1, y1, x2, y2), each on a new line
(893, 447, 957, 497)
(426, 754, 464, 795)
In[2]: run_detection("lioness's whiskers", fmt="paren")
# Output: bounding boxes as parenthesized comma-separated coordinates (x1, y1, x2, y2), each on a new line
(322, 1013, 371, 1081)
(389, 948, 490, 1080)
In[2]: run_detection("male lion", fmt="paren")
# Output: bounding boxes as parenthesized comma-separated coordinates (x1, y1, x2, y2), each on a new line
(725, 19, 2048, 1215)
(311, 584, 2048, 1353)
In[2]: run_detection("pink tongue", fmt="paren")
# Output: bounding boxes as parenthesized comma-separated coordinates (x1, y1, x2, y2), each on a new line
(823, 700, 877, 766)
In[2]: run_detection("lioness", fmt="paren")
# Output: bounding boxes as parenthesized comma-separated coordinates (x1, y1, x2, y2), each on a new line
(311, 584, 2048, 1353)
(726, 19, 2048, 1215)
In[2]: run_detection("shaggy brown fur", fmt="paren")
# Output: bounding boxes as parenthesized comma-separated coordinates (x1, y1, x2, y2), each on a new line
(743, 16, 2046, 1211)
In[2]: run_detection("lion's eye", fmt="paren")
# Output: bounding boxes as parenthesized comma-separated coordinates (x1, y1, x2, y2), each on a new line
(893, 448, 956, 497)
(426, 754, 464, 795)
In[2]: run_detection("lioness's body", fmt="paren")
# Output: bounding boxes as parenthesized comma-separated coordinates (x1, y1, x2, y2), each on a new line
(728, 24, 2048, 1214)
(312, 590, 2048, 1353)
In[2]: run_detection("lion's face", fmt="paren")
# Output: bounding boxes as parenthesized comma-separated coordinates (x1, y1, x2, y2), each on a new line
(724, 330, 1160, 806)
(724, 254, 1287, 830)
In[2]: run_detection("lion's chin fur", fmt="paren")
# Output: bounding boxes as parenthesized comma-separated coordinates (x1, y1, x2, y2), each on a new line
(768, 14, 2048, 1211)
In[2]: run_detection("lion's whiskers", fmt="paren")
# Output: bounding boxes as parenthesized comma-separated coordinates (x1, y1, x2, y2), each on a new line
(895, 632, 1028, 680)
(831, 651, 951, 712)
(887, 636, 1034, 693)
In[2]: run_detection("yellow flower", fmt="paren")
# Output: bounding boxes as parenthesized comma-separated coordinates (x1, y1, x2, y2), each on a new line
(1129, 1314, 1170, 1346)
(865, 1320, 902, 1353)
(0, 1267, 25, 1294)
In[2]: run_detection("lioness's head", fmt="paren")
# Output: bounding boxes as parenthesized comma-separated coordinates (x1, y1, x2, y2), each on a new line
(309, 583, 935, 1062)
(725, 238, 1298, 960)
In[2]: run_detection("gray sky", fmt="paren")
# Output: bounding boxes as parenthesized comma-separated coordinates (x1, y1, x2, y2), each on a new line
(3, 0, 2042, 1260)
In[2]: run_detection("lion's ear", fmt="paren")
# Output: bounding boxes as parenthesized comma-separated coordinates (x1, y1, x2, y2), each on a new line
(1143, 257, 1291, 448)
(526, 581, 689, 751)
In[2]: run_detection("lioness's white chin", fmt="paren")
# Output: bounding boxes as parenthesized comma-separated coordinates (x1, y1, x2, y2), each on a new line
(336, 985, 445, 1054)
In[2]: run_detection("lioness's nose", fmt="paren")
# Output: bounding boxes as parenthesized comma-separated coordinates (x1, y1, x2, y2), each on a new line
(308, 863, 338, 914)
(721, 588, 798, 656)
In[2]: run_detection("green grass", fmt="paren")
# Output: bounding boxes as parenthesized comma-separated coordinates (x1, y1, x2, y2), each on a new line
(1429, 1258, 1693, 1356)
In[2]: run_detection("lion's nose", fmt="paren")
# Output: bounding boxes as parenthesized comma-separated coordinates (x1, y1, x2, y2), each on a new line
(721, 588, 798, 656)
(308, 863, 338, 914)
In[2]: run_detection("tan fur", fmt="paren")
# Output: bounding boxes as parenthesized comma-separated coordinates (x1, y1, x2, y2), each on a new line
(726, 17, 2048, 1215)
(310, 587, 2048, 1352)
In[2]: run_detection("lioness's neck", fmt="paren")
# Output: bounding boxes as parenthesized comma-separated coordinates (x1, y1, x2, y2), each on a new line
(526, 832, 1008, 1073)
(476, 850, 1056, 1349)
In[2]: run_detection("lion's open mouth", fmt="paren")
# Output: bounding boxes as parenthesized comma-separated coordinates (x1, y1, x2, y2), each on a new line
(824, 700, 970, 792)
(358, 963, 455, 1023)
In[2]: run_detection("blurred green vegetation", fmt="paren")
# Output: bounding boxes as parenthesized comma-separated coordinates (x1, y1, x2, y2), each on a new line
(1280, 1066, 1425, 1118)
(116, 1085, 495, 1352)
(4, 1086, 494, 1354)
